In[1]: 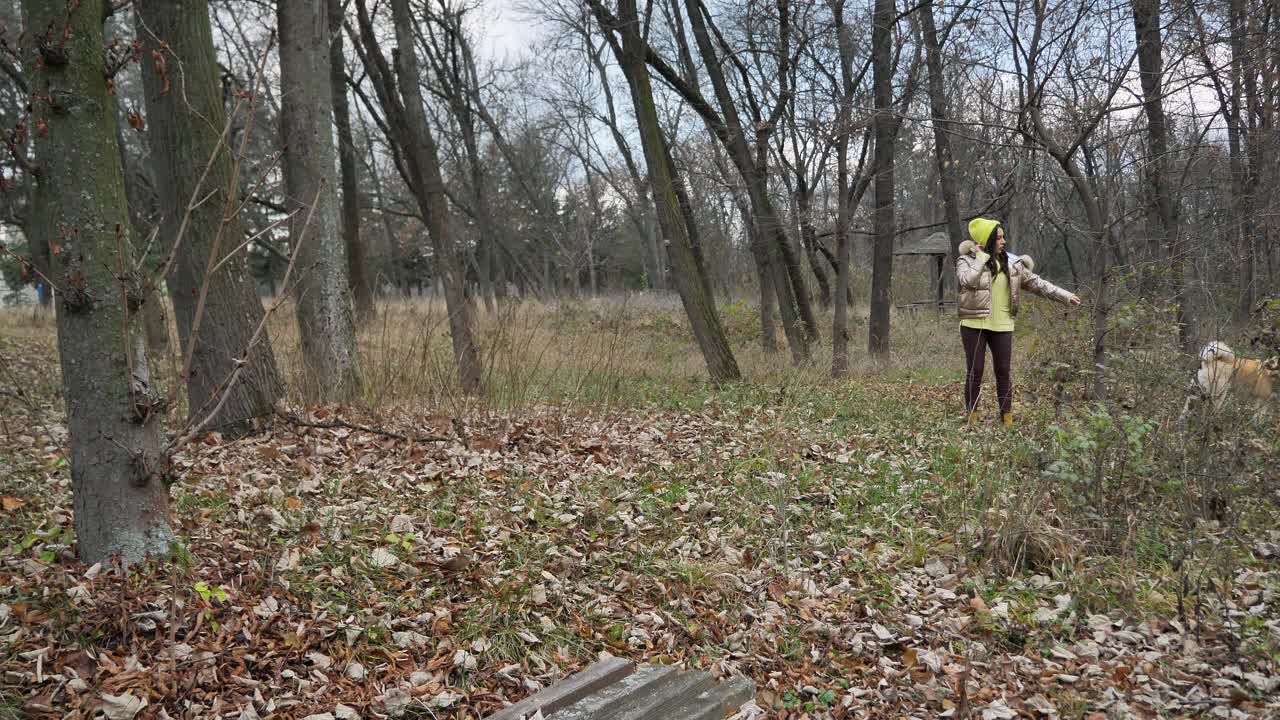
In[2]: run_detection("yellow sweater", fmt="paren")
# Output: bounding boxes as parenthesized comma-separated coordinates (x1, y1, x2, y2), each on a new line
(960, 259, 1014, 332)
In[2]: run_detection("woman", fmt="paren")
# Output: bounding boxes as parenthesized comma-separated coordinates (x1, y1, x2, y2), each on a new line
(957, 217, 1082, 427)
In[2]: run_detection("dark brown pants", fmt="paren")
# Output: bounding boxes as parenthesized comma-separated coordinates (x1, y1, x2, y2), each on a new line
(961, 326, 1013, 414)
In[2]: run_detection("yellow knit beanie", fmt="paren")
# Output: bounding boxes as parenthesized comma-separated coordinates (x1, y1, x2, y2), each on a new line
(968, 217, 1001, 248)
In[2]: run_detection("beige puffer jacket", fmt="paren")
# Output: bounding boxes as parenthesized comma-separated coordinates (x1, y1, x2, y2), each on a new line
(956, 240, 1074, 319)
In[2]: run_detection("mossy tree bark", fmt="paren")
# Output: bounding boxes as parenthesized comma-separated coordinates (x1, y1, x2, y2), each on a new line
(136, 0, 285, 435)
(22, 0, 174, 564)
(278, 0, 361, 401)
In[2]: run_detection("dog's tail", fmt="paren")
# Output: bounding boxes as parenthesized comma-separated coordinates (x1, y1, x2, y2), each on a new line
(1200, 341, 1235, 363)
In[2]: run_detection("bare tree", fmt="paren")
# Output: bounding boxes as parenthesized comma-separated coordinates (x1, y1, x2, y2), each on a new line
(329, 0, 377, 324)
(1131, 0, 1192, 353)
(584, 0, 816, 360)
(1011, 0, 1136, 400)
(351, 0, 482, 394)
(920, 0, 966, 285)
(775, 6, 836, 311)
(827, 0, 874, 377)
(867, 0, 899, 359)
(416, 1, 503, 311)
(22, 0, 173, 564)
(136, 0, 285, 437)
(278, 0, 362, 400)
(589, 0, 743, 386)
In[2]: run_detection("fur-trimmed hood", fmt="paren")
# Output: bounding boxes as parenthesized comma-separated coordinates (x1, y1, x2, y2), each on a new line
(958, 240, 1037, 273)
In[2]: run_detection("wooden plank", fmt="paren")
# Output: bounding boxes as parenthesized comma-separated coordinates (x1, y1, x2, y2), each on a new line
(552, 665, 677, 720)
(486, 655, 635, 720)
(601, 670, 714, 720)
(664, 675, 756, 720)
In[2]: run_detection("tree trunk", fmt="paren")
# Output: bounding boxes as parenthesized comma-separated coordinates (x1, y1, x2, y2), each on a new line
(1058, 225, 1081, 289)
(1030, 101, 1110, 400)
(831, 0, 858, 377)
(24, 179, 53, 307)
(642, 205, 664, 290)
(796, 189, 831, 310)
(676, 0, 809, 362)
(430, 14, 501, 312)
(920, 0, 965, 286)
(736, 194, 778, 353)
(1190, 0, 1256, 321)
(592, 0, 741, 386)
(113, 110, 170, 358)
(23, 0, 174, 564)
(1093, 230, 1111, 402)
(672, 174, 719, 304)
(1230, 0, 1261, 320)
(358, 108, 402, 297)
(458, 94, 499, 314)
(1131, 0, 1192, 354)
(328, 0, 376, 325)
(868, 0, 898, 359)
(758, 137, 819, 343)
(137, 0, 285, 436)
(278, 0, 361, 401)
(583, 166, 606, 297)
(359, 0, 482, 393)
(755, 235, 779, 354)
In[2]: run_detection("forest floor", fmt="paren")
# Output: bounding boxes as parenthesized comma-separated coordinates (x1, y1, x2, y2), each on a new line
(1, 297, 1278, 719)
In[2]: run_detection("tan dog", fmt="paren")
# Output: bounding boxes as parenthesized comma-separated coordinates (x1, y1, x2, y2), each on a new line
(1195, 341, 1278, 412)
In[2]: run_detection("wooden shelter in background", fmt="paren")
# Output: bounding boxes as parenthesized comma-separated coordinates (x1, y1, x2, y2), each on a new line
(894, 231, 952, 312)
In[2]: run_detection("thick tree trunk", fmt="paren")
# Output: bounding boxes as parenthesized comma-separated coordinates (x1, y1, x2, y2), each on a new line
(278, 0, 361, 401)
(672, 174, 719, 304)
(593, 0, 741, 386)
(328, 0, 376, 324)
(641, 205, 664, 290)
(23, 0, 174, 564)
(1131, 0, 1192, 354)
(868, 0, 898, 359)
(920, 0, 965, 286)
(137, 0, 285, 436)
(736, 196, 778, 353)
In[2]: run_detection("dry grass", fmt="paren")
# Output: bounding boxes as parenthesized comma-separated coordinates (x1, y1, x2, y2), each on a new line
(0, 303, 54, 341)
(259, 291, 974, 415)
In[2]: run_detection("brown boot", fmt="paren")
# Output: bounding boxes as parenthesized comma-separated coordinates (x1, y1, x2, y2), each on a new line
(966, 412, 979, 428)
(1002, 413, 1014, 428)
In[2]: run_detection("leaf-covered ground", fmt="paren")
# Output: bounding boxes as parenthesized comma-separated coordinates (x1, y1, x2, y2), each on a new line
(1, 326, 1278, 719)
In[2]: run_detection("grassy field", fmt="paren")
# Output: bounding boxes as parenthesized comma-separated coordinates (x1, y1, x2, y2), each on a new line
(1, 294, 1277, 719)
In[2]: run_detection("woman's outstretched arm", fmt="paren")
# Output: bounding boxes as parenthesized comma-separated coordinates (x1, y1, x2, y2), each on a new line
(1019, 258, 1080, 305)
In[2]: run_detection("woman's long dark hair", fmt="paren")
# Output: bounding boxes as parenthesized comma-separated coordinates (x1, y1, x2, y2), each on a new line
(984, 224, 1009, 277)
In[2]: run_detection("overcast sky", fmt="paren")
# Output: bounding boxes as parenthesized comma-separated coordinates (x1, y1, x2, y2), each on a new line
(472, 0, 543, 62)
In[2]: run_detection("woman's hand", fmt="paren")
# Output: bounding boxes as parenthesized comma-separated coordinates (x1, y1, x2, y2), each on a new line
(1068, 294, 1083, 306)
